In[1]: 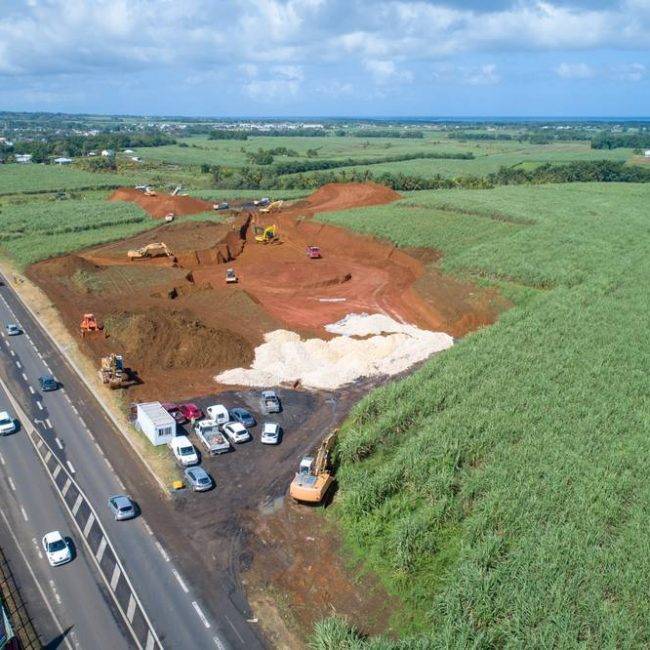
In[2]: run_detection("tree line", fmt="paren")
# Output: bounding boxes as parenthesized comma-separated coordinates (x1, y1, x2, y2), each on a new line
(590, 132, 650, 150)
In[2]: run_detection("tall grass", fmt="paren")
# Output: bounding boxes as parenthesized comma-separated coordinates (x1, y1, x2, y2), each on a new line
(313, 183, 650, 646)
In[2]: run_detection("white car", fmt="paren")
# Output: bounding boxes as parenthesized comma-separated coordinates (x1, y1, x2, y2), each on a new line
(42, 531, 72, 567)
(222, 421, 251, 444)
(169, 436, 199, 466)
(261, 422, 281, 445)
(0, 411, 16, 435)
(206, 404, 229, 425)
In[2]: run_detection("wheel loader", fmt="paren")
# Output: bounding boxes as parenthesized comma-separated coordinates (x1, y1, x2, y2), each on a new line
(289, 431, 337, 504)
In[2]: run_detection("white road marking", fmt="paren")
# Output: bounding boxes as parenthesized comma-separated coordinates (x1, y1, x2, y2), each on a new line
(146, 632, 156, 650)
(44, 450, 52, 462)
(36, 400, 43, 410)
(52, 465, 61, 479)
(66, 461, 75, 475)
(225, 614, 245, 644)
(144, 522, 154, 536)
(96, 537, 107, 563)
(9, 350, 14, 356)
(72, 495, 83, 516)
(15, 360, 21, 369)
(213, 636, 227, 649)
(28, 386, 35, 394)
(62, 478, 72, 496)
(55, 438, 63, 450)
(110, 564, 121, 590)
(46, 418, 52, 428)
(126, 594, 137, 622)
(155, 541, 170, 562)
(192, 602, 211, 629)
(172, 569, 189, 593)
(83, 513, 95, 537)
(70, 405, 78, 415)
(48, 580, 62, 605)
(4, 340, 9, 347)
(31, 538, 43, 560)
(20, 505, 28, 521)
(0, 453, 4, 465)
(21, 372, 27, 381)
(8, 477, 15, 491)
(36, 351, 43, 359)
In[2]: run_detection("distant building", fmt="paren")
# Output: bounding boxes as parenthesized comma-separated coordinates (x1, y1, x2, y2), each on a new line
(124, 148, 134, 154)
(14, 153, 32, 163)
(130, 156, 143, 162)
(54, 157, 73, 165)
(101, 149, 115, 157)
(644, 150, 650, 158)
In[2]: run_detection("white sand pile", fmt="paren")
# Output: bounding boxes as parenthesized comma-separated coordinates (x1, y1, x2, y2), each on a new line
(216, 313, 453, 391)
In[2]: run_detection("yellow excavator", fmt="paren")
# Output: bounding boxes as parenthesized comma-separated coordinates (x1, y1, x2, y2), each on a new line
(289, 431, 337, 504)
(127, 242, 174, 261)
(259, 200, 283, 214)
(254, 224, 280, 245)
(98, 353, 128, 389)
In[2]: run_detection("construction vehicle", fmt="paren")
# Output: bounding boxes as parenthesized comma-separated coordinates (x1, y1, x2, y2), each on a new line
(306, 245, 322, 259)
(259, 200, 283, 214)
(254, 224, 280, 245)
(225, 268, 238, 284)
(127, 242, 174, 261)
(99, 353, 128, 389)
(144, 187, 156, 197)
(80, 313, 101, 337)
(289, 431, 337, 504)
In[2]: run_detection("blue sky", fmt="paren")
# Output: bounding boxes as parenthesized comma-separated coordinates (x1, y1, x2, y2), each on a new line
(1, 0, 648, 117)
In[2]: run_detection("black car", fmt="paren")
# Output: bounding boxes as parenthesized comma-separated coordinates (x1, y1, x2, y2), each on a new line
(38, 375, 58, 392)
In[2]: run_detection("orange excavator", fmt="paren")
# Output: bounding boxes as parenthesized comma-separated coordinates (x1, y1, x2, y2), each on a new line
(80, 313, 101, 337)
(289, 431, 337, 504)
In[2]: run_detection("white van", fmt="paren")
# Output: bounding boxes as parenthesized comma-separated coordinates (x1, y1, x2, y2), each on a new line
(205, 404, 229, 426)
(169, 436, 198, 467)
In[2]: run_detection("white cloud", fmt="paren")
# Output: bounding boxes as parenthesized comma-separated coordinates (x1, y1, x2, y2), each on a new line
(611, 62, 646, 82)
(556, 62, 596, 79)
(432, 62, 500, 85)
(363, 59, 414, 84)
(464, 63, 500, 85)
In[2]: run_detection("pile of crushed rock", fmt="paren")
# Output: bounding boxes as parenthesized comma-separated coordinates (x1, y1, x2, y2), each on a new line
(216, 313, 453, 391)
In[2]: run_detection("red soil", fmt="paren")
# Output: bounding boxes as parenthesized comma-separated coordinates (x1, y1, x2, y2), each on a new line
(109, 187, 214, 218)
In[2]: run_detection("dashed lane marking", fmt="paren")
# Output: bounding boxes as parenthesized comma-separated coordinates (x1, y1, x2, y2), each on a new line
(172, 569, 189, 593)
(155, 542, 170, 562)
(48, 580, 62, 605)
(9, 350, 14, 357)
(224, 614, 245, 644)
(20, 506, 28, 522)
(192, 602, 211, 629)
(28, 386, 35, 394)
(15, 360, 21, 369)
(8, 477, 16, 491)
(21, 372, 27, 381)
(55, 438, 63, 450)
(0, 453, 5, 465)
(31, 538, 43, 560)
(36, 400, 43, 410)
(66, 461, 75, 475)
(46, 418, 52, 428)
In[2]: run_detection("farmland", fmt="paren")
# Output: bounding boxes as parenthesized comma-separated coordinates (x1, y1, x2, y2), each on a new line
(313, 182, 650, 646)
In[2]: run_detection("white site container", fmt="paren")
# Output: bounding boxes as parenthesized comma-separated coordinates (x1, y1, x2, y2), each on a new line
(136, 402, 176, 446)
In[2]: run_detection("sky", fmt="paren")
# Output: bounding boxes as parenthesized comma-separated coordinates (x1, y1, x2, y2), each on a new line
(1, 0, 649, 117)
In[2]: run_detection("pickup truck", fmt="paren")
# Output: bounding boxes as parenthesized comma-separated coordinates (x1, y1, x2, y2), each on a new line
(261, 390, 281, 414)
(194, 420, 230, 455)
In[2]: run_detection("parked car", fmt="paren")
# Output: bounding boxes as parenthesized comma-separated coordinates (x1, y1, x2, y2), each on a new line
(206, 404, 229, 425)
(107, 494, 136, 521)
(230, 407, 255, 428)
(0, 411, 16, 435)
(5, 323, 20, 336)
(38, 375, 58, 392)
(169, 436, 199, 466)
(184, 467, 213, 492)
(260, 390, 281, 414)
(261, 422, 281, 445)
(213, 202, 229, 210)
(161, 402, 187, 424)
(178, 403, 203, 422)
(42, 531, 72, 566)
(222, 422, 251, 444)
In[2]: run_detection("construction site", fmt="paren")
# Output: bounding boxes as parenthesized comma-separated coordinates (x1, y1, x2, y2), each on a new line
(27, 182, 504, 401)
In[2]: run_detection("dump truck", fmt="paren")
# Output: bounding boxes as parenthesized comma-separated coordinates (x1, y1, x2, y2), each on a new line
(80, 313, 101, 337)
(254, 224, 279, 244)
(259, 200, 283, 214)
(127, 242, 174, 261)
(289, 431, 337, 504)
(194, 420, 230, 455)
(99, 353, 128, 388)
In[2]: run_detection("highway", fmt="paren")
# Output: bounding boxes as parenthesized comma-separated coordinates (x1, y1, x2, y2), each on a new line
(0, 276, 263, 649)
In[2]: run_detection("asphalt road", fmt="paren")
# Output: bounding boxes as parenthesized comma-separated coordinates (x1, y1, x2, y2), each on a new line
(0, 277, 263, 649)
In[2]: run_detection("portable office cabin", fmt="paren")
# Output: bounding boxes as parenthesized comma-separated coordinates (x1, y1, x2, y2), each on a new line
(136, 402, 176, 446)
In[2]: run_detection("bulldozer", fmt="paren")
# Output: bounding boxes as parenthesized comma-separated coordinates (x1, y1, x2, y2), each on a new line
(80, 313, 101, 337)
(254, 224, 280, 245)
(289, 431, 337, 504)
(127, 242, 174, 261)
(259, 200, 283, 214)
(99, 353, 128, 389)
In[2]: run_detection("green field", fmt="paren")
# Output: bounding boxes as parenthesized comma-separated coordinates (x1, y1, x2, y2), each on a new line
(314, 183, 650, 646)
(0, 193, 155, 266)
(0, 164, 136, 195)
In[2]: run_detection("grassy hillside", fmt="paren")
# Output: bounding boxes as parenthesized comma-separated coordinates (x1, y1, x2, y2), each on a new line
(314, 183, 650, 646)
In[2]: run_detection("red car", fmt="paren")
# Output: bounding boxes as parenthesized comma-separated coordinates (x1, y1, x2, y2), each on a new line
(178, 403, 203, 421)
(161, 403, 187, 424)
(306, 245, 321, 259)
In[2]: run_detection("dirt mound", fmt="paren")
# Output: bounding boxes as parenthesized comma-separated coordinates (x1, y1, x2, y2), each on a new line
(296, 182, 401, 215)
(109, 187, 214, 219)
(105, 309, 253, 372)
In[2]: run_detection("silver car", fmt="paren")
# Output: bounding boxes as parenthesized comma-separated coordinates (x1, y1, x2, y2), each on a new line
(107, 494, 136, 520)
(184, 467, 213, 492)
